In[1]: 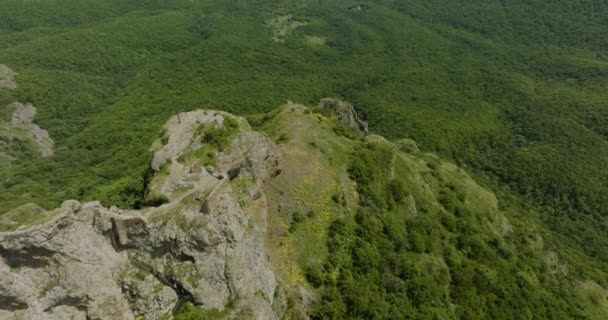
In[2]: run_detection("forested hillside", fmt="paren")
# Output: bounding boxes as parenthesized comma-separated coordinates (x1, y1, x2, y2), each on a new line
(0, 0, 607, 318)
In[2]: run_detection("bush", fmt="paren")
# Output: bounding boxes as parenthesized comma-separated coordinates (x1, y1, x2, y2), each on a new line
(143, 193, 169, 207)
(174, 303, 229, 320)
(93, 175, 144, 209)
(386, 179, 406, 206)
(289, 211, 306, 233)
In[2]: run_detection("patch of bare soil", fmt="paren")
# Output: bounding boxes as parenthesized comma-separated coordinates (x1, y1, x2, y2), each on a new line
(267, 15, 308, 43)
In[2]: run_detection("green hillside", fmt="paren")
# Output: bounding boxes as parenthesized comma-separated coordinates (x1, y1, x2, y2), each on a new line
(251, 104, 608, 319)
(0, 0, 607, 318)
(178, 104, 608, 319)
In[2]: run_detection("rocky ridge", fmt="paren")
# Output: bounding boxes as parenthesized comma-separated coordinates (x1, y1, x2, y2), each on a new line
(0, 110, 284, 320)
(0, 99, 588, 319)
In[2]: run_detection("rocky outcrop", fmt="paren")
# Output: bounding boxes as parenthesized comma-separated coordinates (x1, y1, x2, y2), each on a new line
(317, 98, 368, 133)
(10, 103, 37, 125)
(151, 110, 227, 172)
(0, 202, 134, 320)
(0, 66, 56, 159)
(0, 64, 16, 89)
(148, 110, 229, 201)
(6, 102, 55, 157)
(0, 67, 56, 159)
(0, 110, 281, 319)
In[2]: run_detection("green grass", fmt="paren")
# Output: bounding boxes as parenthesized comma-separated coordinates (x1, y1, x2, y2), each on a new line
(176, 116, 239, 167)
(175, 302, 231, 320)
(257, 106, 355, 285)
(246, 104, 608, 319)
(0, 203, 59, 232)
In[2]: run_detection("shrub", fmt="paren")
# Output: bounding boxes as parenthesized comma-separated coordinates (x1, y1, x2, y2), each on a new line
(144, 193, 169, 207)
(289, 211, 306, 233)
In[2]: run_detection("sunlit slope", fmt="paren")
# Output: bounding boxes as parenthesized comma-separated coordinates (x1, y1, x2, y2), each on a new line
(256, 104, 608, 319)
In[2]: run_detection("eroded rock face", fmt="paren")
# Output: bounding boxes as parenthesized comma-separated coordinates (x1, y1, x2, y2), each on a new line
(7, 102, 55, 157)
(318, 98, 368, 133)
(0, 204, 134, 320)
(0, 64, 17, 89)
(0, 111, 281, 319)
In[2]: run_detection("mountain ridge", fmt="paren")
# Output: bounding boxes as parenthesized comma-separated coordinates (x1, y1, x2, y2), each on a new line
(1, 101, 605, 319)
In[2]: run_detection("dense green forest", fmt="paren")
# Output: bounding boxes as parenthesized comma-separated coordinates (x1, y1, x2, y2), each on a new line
(306, 137, 606, 319)
(0, 0, 607, 318)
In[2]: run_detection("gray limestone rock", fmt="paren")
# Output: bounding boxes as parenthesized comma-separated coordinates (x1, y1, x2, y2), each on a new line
(8, 102, 55, 157)
(0, 110, 284, 320)
(317, 98, 368, 133)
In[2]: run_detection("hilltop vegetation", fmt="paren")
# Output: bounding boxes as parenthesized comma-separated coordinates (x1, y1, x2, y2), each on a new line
(0, 0, 607, 318)
(252, 105, 608, 319)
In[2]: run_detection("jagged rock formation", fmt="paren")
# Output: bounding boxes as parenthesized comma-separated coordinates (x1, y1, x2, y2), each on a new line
(0, 202, 139, 320)
(0, 66, 54, 159)
(0, 64, 16, 89)
(317, 98, 368, 133)
(8, 102, 55, 157)
(0, 111, 282, 319)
